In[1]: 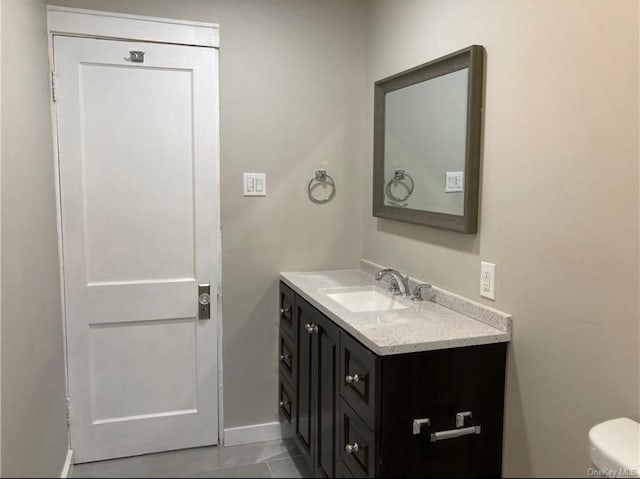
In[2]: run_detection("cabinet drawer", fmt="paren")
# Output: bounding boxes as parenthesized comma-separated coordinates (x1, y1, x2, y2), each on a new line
(278, 378, 295, 424)
(278, 331, 296, 387)
(339, 400, 376, 478)
(340, 333, 379, 429)
(279, 282, 296, 339)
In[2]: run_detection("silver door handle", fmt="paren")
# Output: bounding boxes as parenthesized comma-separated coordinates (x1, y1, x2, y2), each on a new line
(305, 323, 318, 334)
(198, 284, 211, 319)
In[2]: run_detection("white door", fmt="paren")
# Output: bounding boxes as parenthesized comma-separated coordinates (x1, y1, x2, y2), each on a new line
(53, 35, 220, 463)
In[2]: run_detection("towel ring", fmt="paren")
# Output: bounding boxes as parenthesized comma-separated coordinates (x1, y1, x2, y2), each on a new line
(385, 169, 414, 202)
(308, 170, 336, 204)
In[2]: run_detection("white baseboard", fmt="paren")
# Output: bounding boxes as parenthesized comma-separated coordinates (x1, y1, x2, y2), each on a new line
(223, 421, 293, 447)
(60, 449, 73, 478)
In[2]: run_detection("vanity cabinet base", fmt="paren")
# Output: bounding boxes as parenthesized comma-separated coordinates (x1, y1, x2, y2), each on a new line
(278, 282, 507, 478)
(377, 343, 506, 477)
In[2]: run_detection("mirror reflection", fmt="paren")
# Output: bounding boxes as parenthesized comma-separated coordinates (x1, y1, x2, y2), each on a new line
(384, 68, 468, 215)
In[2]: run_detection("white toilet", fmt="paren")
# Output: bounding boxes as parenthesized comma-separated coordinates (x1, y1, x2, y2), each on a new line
(589, 417, 640, 478)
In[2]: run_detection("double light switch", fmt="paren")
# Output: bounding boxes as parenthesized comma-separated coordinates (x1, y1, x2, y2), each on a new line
(243, 173, 266, 196)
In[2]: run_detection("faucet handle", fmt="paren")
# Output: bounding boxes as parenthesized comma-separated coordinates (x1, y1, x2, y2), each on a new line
(411, 283, 432, 301)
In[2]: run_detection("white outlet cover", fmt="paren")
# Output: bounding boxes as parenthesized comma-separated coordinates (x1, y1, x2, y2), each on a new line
(243, 173, 266, 196)
(480, 261, 496, 300)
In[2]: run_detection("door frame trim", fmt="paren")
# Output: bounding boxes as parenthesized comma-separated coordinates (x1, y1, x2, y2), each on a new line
(47, 6, 219, 48)
(46, 7, 224, 455)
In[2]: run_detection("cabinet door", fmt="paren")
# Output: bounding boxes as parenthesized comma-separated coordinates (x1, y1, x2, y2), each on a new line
(379, 344, 507, 477)
(314, 312, 340, 477)
(294, 296, 315, 468)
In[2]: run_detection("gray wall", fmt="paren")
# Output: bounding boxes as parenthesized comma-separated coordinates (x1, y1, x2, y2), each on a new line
(47, 0, 368, 430)
(1, 0, 69, 476)
(364, 1, 639, 477)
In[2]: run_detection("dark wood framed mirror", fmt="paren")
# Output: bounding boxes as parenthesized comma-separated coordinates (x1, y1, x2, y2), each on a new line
(373, 45, 485, 233)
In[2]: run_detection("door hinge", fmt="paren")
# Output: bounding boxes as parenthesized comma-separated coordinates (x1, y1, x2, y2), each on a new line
(51, 71, 58, 102)
(66, 397, 71, 425)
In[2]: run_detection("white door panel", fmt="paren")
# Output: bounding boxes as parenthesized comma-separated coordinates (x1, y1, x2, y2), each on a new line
(54, 35, 219, 462)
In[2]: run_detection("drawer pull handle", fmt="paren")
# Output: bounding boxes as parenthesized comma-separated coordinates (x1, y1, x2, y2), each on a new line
(279, 353, 290, 361)
(305, 322, 318, 334)
(412, 415, 482, 442)
(430, 426, 481, 442)
(280, 306, 291, 315)
(345, 373, 362, 384)
(279, 400, 289, 408)
(344, 442, 361, 454)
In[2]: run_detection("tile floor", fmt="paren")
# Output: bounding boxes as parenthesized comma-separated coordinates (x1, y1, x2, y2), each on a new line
(71, 438, 312, 478)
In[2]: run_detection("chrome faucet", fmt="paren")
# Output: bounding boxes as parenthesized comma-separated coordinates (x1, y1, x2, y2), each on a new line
(375, 268, 410, 296)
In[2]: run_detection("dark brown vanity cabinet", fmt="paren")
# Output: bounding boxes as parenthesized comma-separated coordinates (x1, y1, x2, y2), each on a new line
(278, 282, 508, 478)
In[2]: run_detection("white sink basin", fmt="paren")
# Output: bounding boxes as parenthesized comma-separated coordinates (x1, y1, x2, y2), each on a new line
(326, 289, 409, 313)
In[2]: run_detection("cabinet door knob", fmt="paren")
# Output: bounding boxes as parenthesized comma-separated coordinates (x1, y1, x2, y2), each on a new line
(280, 306, 291, 315)
(305, 322, 318, 334)
(344, 442, 360, 454)
(345, 373, 361, 384)
(279, 353, 290, 361)
(279, 400, 289, 407)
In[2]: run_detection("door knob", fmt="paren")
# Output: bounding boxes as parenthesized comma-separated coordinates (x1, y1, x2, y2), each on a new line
(305, 323, 318, 334)
(198, 284, 211, 319)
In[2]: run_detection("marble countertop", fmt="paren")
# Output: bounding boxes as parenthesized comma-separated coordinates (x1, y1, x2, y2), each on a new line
(280, 266, 511, 356)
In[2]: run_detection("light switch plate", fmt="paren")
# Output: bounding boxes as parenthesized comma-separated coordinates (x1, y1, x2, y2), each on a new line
(480, 261, 496, 300)
(243, 173, 266, 196)
(445, 171, 464, 192)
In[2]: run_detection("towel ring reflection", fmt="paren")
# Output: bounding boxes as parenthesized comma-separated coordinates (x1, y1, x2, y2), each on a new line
(385, 169, 414, 202)
(308, 170, 336, 204)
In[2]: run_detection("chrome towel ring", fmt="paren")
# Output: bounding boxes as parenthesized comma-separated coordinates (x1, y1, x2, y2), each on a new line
(385, 169, 414, 202)
(307, 170, 336, 204)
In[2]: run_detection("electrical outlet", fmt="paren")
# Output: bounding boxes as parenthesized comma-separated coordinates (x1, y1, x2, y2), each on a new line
(480, 261, 496, 300)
